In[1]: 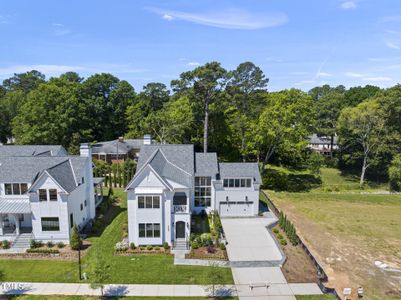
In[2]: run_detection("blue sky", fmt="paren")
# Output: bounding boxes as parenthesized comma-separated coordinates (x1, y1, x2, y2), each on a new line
(1, 0, 401, 91)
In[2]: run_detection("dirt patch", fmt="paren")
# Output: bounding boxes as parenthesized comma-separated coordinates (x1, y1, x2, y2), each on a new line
(272, 225, 318, 283)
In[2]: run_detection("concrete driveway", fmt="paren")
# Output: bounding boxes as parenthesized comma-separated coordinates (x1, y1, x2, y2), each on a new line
(221, 217, 283, 262)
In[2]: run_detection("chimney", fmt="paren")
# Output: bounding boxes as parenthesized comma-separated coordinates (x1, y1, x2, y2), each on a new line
(80, 143, 92, 157)
(143, 134, 152, 145)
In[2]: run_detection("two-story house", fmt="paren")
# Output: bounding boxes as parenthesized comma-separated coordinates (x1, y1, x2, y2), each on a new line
(0, 144, 99, 244)
(125, 144, 261, 248)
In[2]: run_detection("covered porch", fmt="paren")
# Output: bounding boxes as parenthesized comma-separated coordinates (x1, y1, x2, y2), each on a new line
(0, 200, 33, 238)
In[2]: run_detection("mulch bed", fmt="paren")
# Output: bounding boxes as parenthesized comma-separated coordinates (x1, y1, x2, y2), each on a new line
(115, 247, 172, 256)
(185, 247, 228, 260)
(273, 225, 319, 283)
(0, 240, 91, 261)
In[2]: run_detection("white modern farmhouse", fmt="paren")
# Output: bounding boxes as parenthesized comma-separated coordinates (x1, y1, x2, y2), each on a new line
(126, 144, 262, 248)
(0, 144, 100, 246)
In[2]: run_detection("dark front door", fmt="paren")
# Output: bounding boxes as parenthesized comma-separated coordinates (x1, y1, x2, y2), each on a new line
(176, 221, 185, 239)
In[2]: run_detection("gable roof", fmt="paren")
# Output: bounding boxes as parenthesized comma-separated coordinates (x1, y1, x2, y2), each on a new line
(195, 152, 218, 178)
(219, 162, 262, 184)
(0, 145, 68, 157)
(0, 156, 87, 193)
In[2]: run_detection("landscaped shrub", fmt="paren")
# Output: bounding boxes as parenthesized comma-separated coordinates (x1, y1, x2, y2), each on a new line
(57, 242, 65, 248)
(70, 224, 82, 250)
(163, 242, 169, 250)
(219, 243, 226, 250)
(154, 246, 160, 251)
(200, 233, 213, 247)
(47, 241, 54, 248)
(130, 242, 136, 250)
(207, 245, 216, 253)
(27, 248, 59, 254)
(140, 246, 146, 251)
(146, 245, 153, 251)
(273, 228, 279, 234)
(2, 240, 10, 249)
(115, 240, 129, 252)
(191, 240, 200, 249)
(279, 212, 299, 246)
(276, 233, 283, 240)
(280, 239, 287, 246)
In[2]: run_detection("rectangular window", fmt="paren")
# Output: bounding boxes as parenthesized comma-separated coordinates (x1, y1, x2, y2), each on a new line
(49, 189, 58, 201)
(138, 223, 161, 238)
(84, 200, 87, 207)
(70, 213, 74, 228)
(80, 203, 83, 211)
(138, 196, 145, 208)
(39, 189, 47, 201)
(5, 184, 12, 195)
(12, 183, 21, 195)
(223, 178, 253, 189)
(153, 223, 160, 237)
(145, 196, 153, 208)
(41, 217, 60, 231)
(139, 224, 146, 237)
(138, 196, 160, 209)
(20, 183, 28, 194)
(194, 176, 212, 207)
(146, 224, 153, 237)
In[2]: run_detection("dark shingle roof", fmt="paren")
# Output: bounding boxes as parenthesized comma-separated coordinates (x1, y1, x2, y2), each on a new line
(219, 163, 262, 184)
(309, 134, 337, 145)
(0, 156, 86, 193)
(0, 145, 68, 157)
(92, 139, 144, 155)
(195, 153, 218, 178)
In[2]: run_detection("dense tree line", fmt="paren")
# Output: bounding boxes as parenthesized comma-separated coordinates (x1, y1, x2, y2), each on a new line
(1, 62, 400, 187)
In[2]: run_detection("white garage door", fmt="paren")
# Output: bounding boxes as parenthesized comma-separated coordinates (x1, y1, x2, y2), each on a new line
(220, 201, 254, 217)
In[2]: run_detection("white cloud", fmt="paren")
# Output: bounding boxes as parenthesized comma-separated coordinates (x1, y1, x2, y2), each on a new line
(0, 65, 84, 77)
(345, 72, 365, 78)
(385, 41, 400, 49)
(363, 76, 392, 82)
(379, 15, 401, 23)
(52, 23, 71, 36)
(162, 14, 174, 21)
(187, 62, 200, 66)
(341, 1, 357, 9)
(147, 7, 288, 30)
(317, 71, 332, 77)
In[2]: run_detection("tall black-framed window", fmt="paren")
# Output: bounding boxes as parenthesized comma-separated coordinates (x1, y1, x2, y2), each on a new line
(41, 217, 60, 231)
(194, 176, 211, 207)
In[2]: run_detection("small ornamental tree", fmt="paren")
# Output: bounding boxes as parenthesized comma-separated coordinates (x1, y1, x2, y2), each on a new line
(70, 224, 81, 250)
(90, 255, 111, 297)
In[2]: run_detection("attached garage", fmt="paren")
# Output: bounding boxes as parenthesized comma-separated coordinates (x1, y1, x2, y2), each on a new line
(219, 201, 254, 217)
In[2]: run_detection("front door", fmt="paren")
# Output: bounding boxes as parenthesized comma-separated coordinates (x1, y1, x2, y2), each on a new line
(176, 221, 185, 239)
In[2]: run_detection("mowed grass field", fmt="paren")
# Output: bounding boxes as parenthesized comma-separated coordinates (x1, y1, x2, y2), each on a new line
(0, 189, 233, 285)
(267, 168, 401, 300)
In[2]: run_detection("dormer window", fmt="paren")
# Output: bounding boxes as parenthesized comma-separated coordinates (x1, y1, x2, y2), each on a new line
(82, 177, 85, 184)
(39, 189, 47, 201)
(49, 189, 58, 201)
(4, 183, 28, 195)
(223, 178, 252, 188)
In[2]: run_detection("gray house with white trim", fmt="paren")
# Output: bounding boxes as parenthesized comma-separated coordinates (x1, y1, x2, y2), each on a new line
(125, 144, 261, 248)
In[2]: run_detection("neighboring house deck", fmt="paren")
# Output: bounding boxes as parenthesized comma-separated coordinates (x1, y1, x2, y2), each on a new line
(308, 134, 339, 156)
(0, 144, 100, 243)
(91, 135, 152, 163)
(125, 144, 262, 249)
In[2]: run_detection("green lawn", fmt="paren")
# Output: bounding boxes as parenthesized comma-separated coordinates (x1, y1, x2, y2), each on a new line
(0, 189, 233, 285)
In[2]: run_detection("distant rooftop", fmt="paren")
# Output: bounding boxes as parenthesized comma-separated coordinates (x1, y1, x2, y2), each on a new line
(0, 145, 68, 157)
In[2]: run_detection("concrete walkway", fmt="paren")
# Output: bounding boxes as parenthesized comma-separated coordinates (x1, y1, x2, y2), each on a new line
(0, 282, 237, 297)
(221, 216, 323, 300)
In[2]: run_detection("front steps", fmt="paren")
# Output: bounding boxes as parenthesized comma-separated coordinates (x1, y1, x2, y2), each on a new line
(11, 233, 32, 250)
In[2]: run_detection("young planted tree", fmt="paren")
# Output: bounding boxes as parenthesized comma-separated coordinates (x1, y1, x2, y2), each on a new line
(338, 100, 387, 187)
(171, 62, 227, 152)
(90, 255, 111, 297)
(70, 224, 81, 250)
(206, 262, 225, 299)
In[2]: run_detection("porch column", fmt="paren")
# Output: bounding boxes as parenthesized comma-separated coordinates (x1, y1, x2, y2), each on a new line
(0, 214, 3, 236)
(14, 214, 20, 235)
